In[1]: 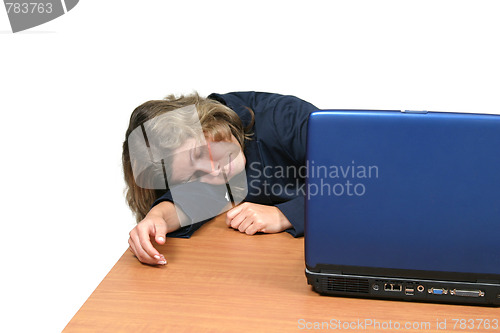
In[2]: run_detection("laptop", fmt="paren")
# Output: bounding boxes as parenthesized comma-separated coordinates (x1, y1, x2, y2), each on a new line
(305, 109, 500, 305)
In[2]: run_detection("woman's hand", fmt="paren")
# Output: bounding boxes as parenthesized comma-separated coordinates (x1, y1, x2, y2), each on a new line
(128, 201, 183, 266)
(225, 202, 292, 235)
(128, 214, 168, 265)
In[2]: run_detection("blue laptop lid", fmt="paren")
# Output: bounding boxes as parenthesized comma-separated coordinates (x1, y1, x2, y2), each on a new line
(305, 110, 500, 281)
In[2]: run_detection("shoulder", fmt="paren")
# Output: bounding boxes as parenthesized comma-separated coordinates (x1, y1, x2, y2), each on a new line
(209, 92, 318, 163)
(208, 91, 315, 109)
(208, 91, 318, 121)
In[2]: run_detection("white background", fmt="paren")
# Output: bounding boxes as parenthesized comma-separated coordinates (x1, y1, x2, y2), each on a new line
(1, 1, 499, 332)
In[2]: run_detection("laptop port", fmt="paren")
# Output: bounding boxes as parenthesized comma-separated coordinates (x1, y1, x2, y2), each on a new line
(417, 285, 425, 292)
(405, 287, 415, 295)
(429, 288, 448, 295)
(384, 283, 402, 292)
(450, 289, 484, 297)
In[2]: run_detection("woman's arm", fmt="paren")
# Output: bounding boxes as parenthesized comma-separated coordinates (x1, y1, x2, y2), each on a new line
(128, 201, 186, 265)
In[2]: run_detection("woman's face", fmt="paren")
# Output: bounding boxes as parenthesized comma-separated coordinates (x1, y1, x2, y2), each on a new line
(169, 134, 246, 185)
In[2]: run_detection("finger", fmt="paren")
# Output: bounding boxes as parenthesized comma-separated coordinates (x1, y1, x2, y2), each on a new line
(128, 238, 138, 256)
(245, 221, 265, 235)
(238, 216, 253, 233)
(130, 233, 161, 265)
(128, 230, 144, 259)
(230, 210, 248, 229)
(245, 223, 259, 235)
(226, 203, 246, 224)
(137, 224, 162, 259)
(154, 222, 168, 245)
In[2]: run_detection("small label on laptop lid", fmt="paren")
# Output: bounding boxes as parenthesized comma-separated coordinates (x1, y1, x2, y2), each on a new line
(401, 110, 428, 113)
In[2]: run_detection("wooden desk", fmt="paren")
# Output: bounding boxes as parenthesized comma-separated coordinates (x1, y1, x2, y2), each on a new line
(64, 216, 499, 332)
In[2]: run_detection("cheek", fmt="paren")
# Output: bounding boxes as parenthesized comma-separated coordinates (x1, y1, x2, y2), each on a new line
(234, 150, 246, 170)
(212, 149, 227, 162)
(198, 175, 226, 185)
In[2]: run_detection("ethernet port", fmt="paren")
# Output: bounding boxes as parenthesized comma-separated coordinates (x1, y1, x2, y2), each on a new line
(384, 283, 402, 292)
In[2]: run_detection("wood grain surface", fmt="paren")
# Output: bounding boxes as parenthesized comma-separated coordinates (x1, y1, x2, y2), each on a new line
(64, 215, 499, 332)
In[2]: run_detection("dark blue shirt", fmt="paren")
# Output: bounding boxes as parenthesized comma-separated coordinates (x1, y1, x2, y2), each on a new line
(152, 91, 318, 237)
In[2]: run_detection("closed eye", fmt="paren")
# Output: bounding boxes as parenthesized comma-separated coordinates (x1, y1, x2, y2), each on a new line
(194, 145, 208, 160)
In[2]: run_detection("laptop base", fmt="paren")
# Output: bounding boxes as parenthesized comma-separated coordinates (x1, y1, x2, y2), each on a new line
(306, 269, 500, 306)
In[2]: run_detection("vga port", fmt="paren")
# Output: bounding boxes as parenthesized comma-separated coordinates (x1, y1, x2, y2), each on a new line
(428, 288, 448, 295)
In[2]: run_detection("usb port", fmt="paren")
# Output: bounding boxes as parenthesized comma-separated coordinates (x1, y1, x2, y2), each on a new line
(405, 287, 415, 296)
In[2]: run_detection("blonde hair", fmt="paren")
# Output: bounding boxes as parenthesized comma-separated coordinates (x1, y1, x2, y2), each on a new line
(122, 92, 253, 222)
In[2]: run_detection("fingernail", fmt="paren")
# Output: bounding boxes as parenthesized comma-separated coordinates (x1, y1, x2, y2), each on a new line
(154, 255, 160, 260)
(158, 237, 165, 242)
(158, 260, 167, 265)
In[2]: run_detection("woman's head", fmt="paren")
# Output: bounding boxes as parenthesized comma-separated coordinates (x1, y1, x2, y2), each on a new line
(168, 133, 246, 185)
(122, 92, 252, 222)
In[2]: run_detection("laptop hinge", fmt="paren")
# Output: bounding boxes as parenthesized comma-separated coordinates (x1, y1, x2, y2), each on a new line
(477, 279, 500, 284)
(320, 269, 342, 274)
